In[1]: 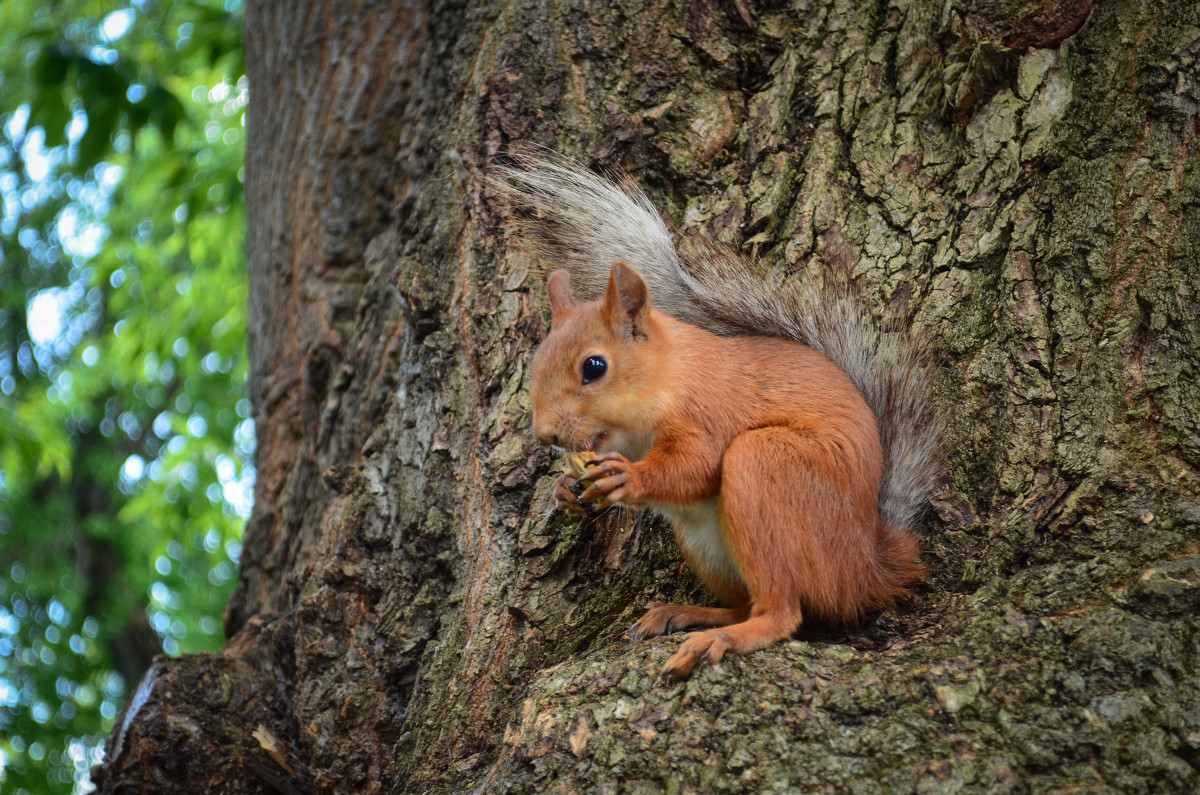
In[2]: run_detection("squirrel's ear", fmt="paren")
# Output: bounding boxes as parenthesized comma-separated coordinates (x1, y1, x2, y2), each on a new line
(603, 261, 651, 341)
(546, 269, 575, 322)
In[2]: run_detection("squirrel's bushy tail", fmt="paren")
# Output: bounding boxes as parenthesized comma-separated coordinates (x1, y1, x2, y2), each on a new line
(492, 149, 941, 533)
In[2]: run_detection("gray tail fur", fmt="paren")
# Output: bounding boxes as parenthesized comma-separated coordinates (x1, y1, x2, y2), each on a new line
(492, 149, 941, 532)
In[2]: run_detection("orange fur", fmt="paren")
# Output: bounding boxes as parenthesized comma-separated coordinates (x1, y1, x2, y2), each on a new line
(532, 262, 925, 680)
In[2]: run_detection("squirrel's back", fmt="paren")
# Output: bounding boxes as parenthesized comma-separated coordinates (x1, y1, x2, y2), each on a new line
(493, 149, 941, 534)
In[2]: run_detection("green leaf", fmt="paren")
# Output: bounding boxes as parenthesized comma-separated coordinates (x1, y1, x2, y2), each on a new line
(76, 58, 129, 103)
(33, 44, 70, 87)
(148, 84, 187, 144)
(27, 88, 72, 147)
(127, 94, 151, 132)
(76, 98, 119, 171)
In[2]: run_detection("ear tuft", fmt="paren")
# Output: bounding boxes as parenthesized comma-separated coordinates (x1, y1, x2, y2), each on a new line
(546, 270, 575, 322)
(603, 261, 651, 340)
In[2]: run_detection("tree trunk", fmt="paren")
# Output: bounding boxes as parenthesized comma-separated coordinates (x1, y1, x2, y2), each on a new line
(95, 0, 1200, 792)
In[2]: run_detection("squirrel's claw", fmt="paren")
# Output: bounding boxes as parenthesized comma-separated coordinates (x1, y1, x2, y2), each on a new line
(580, 478, 627, 504)
(630, 602, 672, 641)
(632, 602, 708, 640)
(579, 453, 637, 504)
(554, 473, 593, 515)
(661, 630, 730, 681)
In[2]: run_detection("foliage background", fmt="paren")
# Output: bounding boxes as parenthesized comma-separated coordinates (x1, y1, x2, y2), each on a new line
(0, 2, 248, 792)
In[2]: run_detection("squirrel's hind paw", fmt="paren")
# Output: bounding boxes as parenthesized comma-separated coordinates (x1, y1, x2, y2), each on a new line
(631, 603, 748, 642)
(630, 602, 678, 641)
(661, 630, 731, 681)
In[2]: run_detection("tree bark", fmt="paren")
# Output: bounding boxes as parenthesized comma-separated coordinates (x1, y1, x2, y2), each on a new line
(96, 0, 1200, 792)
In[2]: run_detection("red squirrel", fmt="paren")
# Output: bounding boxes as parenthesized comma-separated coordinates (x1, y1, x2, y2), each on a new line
(495, 152, 940, 680)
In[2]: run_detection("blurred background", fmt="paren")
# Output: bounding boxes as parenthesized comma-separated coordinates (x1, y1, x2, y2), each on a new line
(0, 1, 249, 792)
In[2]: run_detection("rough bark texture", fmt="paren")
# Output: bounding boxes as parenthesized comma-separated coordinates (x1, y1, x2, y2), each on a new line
(96, 0, 1200, 792)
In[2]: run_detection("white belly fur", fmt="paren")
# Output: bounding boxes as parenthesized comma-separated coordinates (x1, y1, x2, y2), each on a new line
(653, 499, 744, 587)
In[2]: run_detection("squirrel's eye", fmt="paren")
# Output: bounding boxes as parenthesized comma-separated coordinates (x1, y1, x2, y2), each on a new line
(581, 356, 607, 384)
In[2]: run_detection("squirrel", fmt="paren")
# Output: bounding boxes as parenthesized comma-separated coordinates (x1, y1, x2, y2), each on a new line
(493, 150, 941, 681)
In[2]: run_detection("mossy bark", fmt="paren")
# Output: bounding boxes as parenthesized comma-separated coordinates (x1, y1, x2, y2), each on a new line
(96, 0, 1200, 792)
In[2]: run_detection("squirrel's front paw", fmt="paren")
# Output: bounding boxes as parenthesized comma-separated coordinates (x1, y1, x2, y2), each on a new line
(579, 452, 641, 506)
(554, 474, 594, 515)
